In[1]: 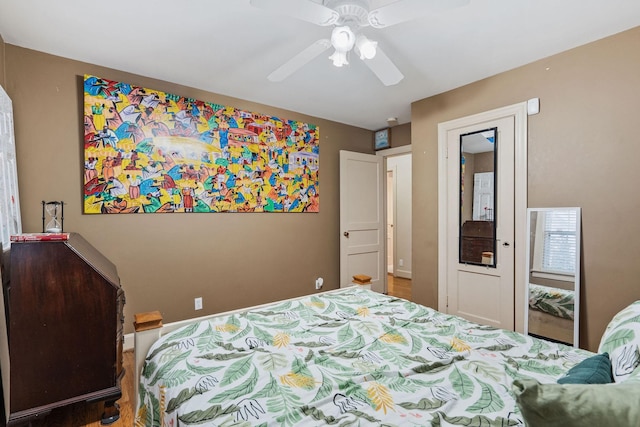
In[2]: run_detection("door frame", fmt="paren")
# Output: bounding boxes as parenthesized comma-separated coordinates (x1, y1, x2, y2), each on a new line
(386, 168, 395, 275)
(437, 102, 528, 333)
(377, 145, 412, 289)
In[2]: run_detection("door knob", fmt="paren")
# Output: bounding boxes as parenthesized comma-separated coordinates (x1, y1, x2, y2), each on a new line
(343, 231, 349, 238)
(503, 242, 510, 247)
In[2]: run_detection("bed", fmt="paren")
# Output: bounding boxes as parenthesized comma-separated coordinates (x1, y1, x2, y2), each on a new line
(528, 284, 574, 321)
(528, 284, 575, 344)
(133, 288, 640, 426)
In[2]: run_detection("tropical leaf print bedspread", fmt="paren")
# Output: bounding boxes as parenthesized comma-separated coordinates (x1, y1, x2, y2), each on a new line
(529, 284, 575, 320)
(136, 288, 591, 426)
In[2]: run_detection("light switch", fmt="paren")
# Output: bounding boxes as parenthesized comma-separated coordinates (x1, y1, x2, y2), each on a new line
(527, 98, 540, 115)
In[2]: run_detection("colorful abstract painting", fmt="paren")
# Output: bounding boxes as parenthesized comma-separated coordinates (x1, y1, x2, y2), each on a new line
(83, 75, 319, 214)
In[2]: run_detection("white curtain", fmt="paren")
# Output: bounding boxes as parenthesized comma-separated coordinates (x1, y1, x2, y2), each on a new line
(0, 85, 22, 250)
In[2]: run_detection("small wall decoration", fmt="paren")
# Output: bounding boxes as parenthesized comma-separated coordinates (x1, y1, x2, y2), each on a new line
(83, 75, 319, 213)
(374, 128, 391, 150)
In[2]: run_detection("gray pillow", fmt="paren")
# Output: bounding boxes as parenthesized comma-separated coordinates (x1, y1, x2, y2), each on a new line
(512, 378, 640, 427)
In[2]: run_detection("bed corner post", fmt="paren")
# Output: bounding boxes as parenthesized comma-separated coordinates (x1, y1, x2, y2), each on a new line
(133, 311, 163, 412)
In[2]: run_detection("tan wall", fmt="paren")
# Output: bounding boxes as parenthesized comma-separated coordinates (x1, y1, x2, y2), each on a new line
(390, 122, 411, 148)
(3, 46, 373, 334)
(461, 154, 474, 223)
(474, 151, 493, 173)
(412, 26, 640, 351)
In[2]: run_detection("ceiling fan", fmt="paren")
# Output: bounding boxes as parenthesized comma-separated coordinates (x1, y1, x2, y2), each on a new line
(250, 0, 470, 86)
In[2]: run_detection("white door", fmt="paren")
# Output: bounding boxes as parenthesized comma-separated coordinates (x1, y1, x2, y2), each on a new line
(339, 150, 385, 293)
(446, 117, 515, 329)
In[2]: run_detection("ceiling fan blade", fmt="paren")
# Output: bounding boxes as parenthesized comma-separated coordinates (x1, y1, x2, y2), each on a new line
(268, 39, 332, 82)
(368, 0, 470, 28)
(250, 0, 339, 26)
(362, 46, 404, 86)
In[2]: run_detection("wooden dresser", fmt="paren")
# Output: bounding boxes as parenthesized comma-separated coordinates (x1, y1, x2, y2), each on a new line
(460, 220, 495, 264)
(0, 233, 124, 425)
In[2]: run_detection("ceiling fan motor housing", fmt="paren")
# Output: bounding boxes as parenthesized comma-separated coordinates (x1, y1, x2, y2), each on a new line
(326, 0, 371, 28)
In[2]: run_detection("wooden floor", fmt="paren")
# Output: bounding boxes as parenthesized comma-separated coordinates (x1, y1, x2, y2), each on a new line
(20, 278, 410, 426)
(387, 274, 412, 300)
(27, 350, 135, 427)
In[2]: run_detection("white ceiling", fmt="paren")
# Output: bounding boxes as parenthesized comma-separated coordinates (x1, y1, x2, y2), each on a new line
(0, 0, 639, 130)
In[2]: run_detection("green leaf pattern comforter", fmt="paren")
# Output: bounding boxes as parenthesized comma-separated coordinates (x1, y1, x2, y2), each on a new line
(529, 284, 575, 320)
(136, 288, 591, 426)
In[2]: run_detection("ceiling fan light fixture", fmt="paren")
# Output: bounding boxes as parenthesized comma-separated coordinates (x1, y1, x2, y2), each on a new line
(330, 25, 356, 52)
(355, 34, 377, 60)
(329, 49, 349, 67)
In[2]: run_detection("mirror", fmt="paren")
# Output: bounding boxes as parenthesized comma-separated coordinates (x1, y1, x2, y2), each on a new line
(525, 207, 581, 347)
(459, 128, 497, 267)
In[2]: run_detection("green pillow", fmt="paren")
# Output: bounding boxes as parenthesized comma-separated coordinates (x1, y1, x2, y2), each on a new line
(598, 301, 640, 382)
(513, 378, 640, 427)
(557, 353, 613, 384)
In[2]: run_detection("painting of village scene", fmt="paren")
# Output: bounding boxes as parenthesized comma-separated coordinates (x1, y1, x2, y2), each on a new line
(83, 75, 319, 214)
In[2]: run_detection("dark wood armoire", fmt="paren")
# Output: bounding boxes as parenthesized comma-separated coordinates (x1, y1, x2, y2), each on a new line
(460, 220, 495, 264)
(0, 233, 125, 426)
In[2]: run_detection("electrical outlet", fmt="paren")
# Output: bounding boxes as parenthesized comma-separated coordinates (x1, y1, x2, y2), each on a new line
(399, 259, 404, 267)
(194, 297, 203, 310)
(315, 277, 323, 290)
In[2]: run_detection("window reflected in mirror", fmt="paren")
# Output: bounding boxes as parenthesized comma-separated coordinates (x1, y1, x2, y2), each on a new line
(459, 128, 497, 267)
(526, 207, 581, 347)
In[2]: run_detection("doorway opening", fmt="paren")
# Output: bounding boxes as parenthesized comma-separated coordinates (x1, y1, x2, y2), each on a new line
(339, 145, 411, 296)
(387, 170, 394, 274)
(378, 145, 412, 299)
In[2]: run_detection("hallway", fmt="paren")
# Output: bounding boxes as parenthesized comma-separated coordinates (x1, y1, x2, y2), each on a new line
(387, 274, 411, 300)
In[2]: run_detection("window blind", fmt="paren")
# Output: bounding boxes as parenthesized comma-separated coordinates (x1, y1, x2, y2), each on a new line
(542, 209, 577, 274)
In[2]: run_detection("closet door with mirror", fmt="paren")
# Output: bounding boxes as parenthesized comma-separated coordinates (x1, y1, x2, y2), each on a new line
(525, 207, 581, 347)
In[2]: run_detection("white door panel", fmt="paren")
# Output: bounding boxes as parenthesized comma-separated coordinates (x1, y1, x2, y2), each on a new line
(456, 269, 502, 325)
(340, 151, 385, 293)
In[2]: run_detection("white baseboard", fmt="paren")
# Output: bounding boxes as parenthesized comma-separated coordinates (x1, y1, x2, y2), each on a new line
(124, 333, 134, 351)
(395, 269, 412, 279)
